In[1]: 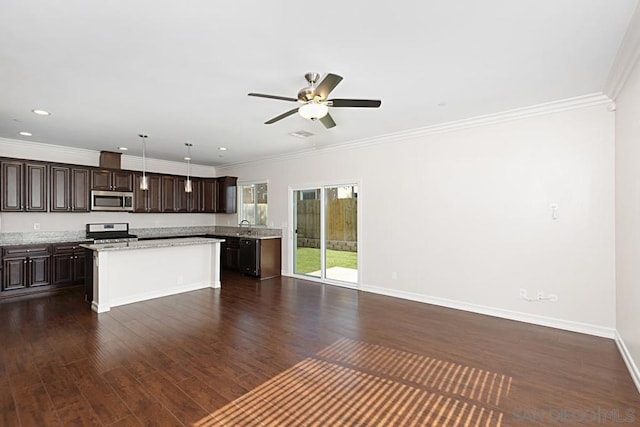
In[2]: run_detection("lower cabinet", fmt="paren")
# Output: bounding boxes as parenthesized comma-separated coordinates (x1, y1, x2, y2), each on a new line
(2, 245, 51, 291)
(239, 238, 281, 280)
(52, 242, 86, 285)
(207, 236, 281, 279)
(1, 242, 86, 297)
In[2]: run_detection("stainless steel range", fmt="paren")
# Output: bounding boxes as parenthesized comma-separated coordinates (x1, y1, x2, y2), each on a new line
(86, 223, 138, 244)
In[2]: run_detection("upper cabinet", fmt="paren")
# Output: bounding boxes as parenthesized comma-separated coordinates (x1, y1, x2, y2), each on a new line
(50, 166, 90, 212)
(217, 176, 237, 214)
(1, 160, 48, 212)
(91, 169, 133, 191)
(0, 156, 235, 214)
(201, 179, 218, 213)
(133, 173, 162, 213)
(201, 176, 237, 213)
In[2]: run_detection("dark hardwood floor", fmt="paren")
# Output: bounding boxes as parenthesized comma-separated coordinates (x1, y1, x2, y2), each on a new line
(1, 271, 638, 426)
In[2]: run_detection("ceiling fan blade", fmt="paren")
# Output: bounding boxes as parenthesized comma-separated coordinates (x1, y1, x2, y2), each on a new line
(248, 93, 298, 102)
(265, 107, 299, 124)
(315, 74, 343, 100)
(328, 99, 382, 108)
(319, 113, 336, 129)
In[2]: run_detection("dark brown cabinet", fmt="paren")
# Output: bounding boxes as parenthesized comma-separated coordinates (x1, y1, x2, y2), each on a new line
(2, 245, 51, 291)
(134, 173, 162, 213)
(221, 236, 240, 270)
(161, 176, 177, 212)
(239, 238, 281, 279)
(186, 178, 200, 213)
(201, 177, 237, 213)
(50, 166, 90, 212)
(1, 160, 48, 212)
(52, 243, 85, 285)
(217, 176, 237, 213)
(201, 179, 218, 213)
(1, 155, 236, 215)
(91, 169, 133, 191)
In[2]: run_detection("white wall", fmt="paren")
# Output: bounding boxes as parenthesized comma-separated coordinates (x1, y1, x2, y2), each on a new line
(219, 103, 616, 332)
(614, 56, 640, 385)
(0, 138, 218, 232)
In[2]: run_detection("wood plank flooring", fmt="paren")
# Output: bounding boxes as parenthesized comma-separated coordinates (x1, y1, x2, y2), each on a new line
(1, 271, 638, 426)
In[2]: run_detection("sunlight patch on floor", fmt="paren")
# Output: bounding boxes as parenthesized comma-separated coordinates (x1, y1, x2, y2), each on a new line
(194, 338, 512, 426)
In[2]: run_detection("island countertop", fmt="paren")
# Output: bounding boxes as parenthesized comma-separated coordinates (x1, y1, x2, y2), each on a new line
(81, 237, 225, 252)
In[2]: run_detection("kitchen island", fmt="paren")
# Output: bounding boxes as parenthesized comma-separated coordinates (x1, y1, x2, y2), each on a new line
(81, 237, 224, 313)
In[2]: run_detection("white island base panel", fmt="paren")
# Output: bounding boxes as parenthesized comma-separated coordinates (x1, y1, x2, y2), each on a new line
(90, 239, 222, 313)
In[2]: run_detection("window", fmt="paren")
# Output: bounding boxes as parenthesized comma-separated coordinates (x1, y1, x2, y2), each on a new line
(238, 182, 268, 226)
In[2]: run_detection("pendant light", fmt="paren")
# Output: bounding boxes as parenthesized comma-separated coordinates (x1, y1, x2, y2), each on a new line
(184, 143, 193, 193)
(139, 134, 149, 190)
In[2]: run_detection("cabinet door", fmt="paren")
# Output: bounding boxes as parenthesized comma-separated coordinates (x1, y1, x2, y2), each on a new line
(2, 258, 26, 290)
(52, 252, 74, 284)
(217, 176, 237, 214)
(133, 173, 147, 212)
(1, 161, 23, 211)
(50, 166, 71, 212)
(91, 169, 112, 190)
(112, 171, 133, 191)
(161, 176, 176, 212)
(29, 255, 50, 287)
(201, 179, 218, 213)
(25, 163, 48, 212)
(71, 168, 90, 212)
(74, 251, 86, 282)
(147, 175, 162, 213)
(174, 177, 188, 213)
(187, 179, 201, 212)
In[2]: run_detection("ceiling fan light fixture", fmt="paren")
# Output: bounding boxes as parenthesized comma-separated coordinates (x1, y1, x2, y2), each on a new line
(299, 102, 328, 120)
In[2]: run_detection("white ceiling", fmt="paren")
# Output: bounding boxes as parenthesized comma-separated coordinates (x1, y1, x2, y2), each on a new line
(0, 0, 637, 166)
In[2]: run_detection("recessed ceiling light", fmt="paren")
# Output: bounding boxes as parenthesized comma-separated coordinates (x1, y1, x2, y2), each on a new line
(32, 109, 51, 116)
(18, 131, 33, 136)
(118, 147, 128, 151)
(184, 157, 191, 161)
(218, 147, 227, 151)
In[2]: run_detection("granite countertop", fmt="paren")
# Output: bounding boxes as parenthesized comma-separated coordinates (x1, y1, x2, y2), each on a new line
(0, 232, 90, 247)
(206, 231, 281, 240)
(0, 226, 282, 247)
(81, 237, 225, 252)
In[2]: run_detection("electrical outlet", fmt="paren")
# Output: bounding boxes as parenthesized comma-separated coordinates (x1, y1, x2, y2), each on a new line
(519, 289, 527, 299)
(33, 223, 40, 230)
(537, 290, 544, 300)
(391, 272, 398, 280)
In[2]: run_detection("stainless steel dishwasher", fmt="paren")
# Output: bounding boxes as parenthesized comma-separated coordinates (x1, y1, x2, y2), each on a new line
(239, 238, 259, 276)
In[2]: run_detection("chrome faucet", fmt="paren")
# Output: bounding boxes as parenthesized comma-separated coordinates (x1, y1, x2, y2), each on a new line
(239, 219, 250, 234)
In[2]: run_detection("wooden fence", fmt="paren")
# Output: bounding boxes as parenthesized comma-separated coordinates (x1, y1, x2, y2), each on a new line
(296, 199, 357, 250)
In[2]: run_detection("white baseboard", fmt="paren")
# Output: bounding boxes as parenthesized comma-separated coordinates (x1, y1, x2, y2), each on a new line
(358, 283, 615, 339)
(615, 331, 640, 394)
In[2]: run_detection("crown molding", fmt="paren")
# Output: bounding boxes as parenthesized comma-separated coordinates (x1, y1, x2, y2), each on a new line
(604, 4, 640, 99)
(216, 92, 611, 172)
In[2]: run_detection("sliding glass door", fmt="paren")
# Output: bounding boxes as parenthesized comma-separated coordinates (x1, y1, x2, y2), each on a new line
(293, 184, 358, 285)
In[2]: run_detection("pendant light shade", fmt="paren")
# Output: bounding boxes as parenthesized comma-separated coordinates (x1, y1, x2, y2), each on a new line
(184, 143, 193, 193)
(139, 134, 149, 190)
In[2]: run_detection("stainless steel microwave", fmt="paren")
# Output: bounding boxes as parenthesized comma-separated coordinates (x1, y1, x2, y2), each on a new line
(90, 190, 134, 212)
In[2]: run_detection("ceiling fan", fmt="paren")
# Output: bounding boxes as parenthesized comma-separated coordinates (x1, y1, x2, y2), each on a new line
(248, 72, 382, 129)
